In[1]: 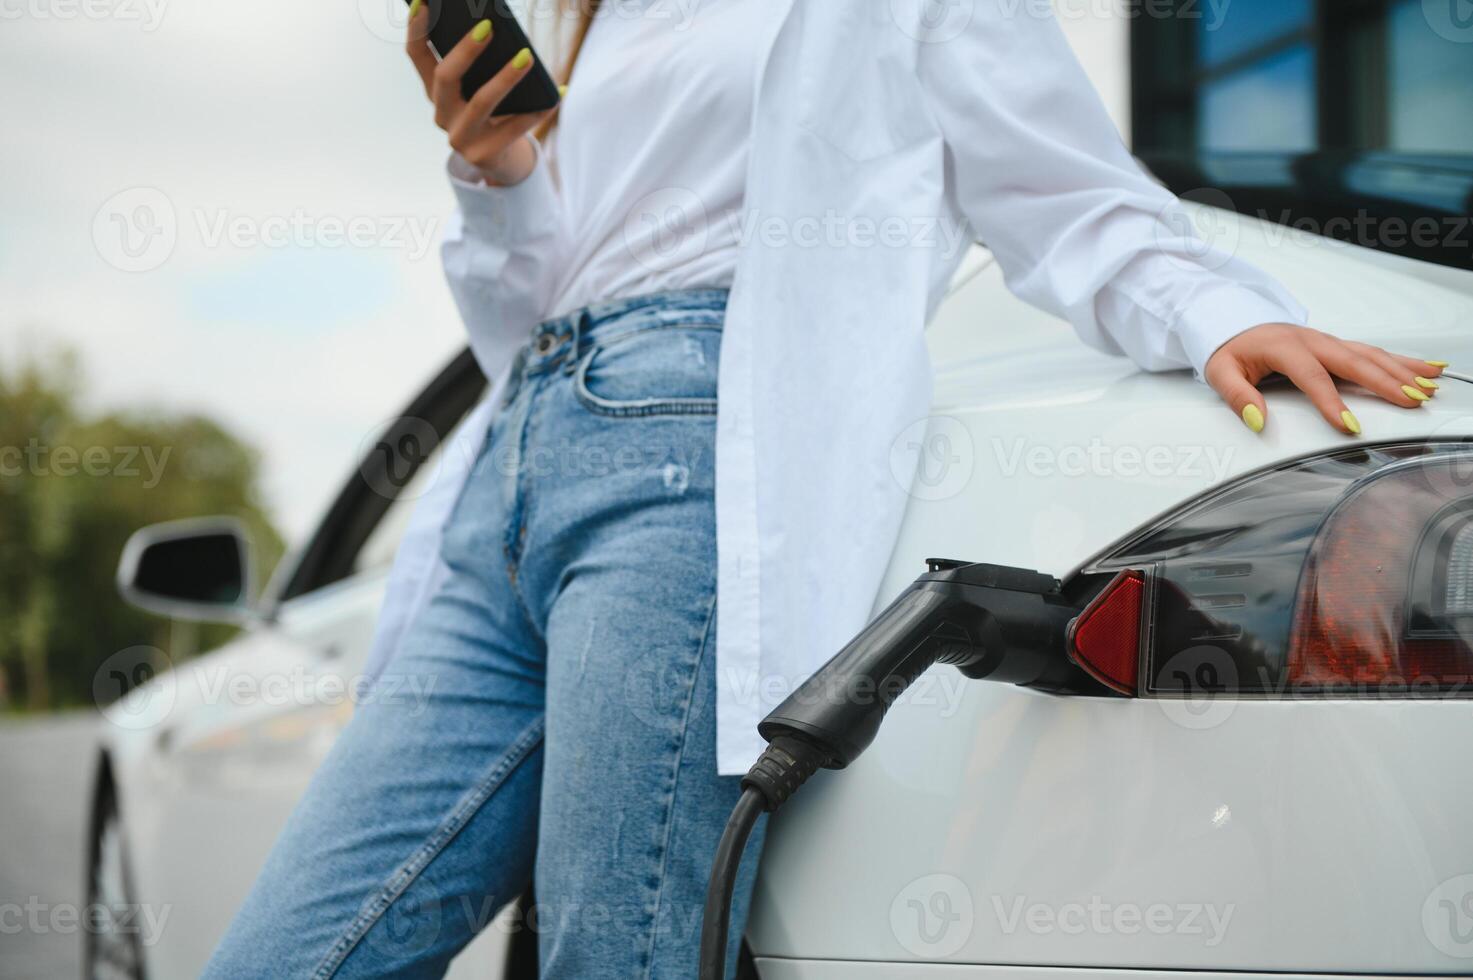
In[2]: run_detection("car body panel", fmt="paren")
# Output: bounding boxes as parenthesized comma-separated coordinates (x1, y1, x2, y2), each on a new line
(100, 205, 1473, 977)
(103, 571, 510, 979)
(744, 211, 1473, 972)
(751, 963, 1460, 980)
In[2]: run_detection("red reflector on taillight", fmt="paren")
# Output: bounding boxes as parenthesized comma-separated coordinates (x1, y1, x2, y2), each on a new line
(1069, 570, 1143, 696)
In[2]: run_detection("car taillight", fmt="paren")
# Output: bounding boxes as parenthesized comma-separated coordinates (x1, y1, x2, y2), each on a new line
(1068, 570, 1143, 695)
(1290, 456, 1473, 689)
(1067, 444, 1473, 699)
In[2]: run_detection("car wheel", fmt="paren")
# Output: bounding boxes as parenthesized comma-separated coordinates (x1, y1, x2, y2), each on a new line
(83, 770, 146, 980)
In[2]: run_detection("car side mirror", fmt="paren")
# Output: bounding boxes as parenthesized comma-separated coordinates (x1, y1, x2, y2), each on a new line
(117, 517, 254, 623)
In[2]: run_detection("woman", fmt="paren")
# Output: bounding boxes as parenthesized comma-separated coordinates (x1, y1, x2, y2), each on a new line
(207, 1, 1446, 977)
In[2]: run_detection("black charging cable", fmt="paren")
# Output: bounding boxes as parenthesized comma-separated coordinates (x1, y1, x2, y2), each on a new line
(696, 560, 1098, 980)
(698, 736, 831, 978)
(698, 787, 764, 977)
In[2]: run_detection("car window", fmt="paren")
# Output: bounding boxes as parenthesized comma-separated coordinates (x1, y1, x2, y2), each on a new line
(266, 350, 487, 609)
(352, 430, 459, 576)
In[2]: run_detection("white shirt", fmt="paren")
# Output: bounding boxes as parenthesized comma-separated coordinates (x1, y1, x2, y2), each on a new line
(543, 0, 764, 316)
(372, 0, 1308, 775)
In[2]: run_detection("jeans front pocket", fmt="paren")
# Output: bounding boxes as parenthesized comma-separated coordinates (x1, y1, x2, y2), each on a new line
(573, 323, 720, 418)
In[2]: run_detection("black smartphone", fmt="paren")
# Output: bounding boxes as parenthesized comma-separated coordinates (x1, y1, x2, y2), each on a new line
(407, 0, 561, 114)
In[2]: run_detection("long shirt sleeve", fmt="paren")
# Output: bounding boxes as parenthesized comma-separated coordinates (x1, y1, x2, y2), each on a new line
(440, 143, 568, 374)
(915, 2, 1307, 378)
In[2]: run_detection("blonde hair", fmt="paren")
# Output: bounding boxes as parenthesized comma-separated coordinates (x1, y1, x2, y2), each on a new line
(533, 0, 600, 143)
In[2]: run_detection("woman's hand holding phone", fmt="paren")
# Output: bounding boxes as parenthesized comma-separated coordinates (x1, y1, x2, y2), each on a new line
(406, 3, 557, 187)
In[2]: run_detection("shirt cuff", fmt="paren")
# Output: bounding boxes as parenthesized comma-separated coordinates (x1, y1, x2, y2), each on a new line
(1175, 282, 1310, 380)
(444, 141, 559, 242)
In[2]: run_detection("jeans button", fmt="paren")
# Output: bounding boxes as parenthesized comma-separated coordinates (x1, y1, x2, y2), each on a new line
(534, 332, 556, 356)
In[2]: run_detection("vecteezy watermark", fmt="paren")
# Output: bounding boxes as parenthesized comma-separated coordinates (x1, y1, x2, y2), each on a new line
(489, 441, 707, 483)
(891, 415, 976, 501)
(623, 187, 710, 273)
(1257, 209, 1473, 262)
(890, 0, 976, 43)
(891, 874, 975, 958)
(92, 188, 177, 273)
(523, 0, 700, 33)
(991, 437, 1237, 483)
(728, 208, 972, 257)
(621, 189, 974, 275)
(1152, 649, 1473, 732)
(0, 0, 167, 30)
(356, 0, 421, 43)
(1424, 873, 1473, 958)
(1157, 188, 1473, 267)
(704, 664, 970, 736)
(92, 188, 440, 272)
(0, 440, 171, 488)
(1154, 188, 1242, 272)
(93, 646, 439, 731)
(1053, 0, 1233, 29)
(1155, 644, 1241, 731)
(354, 414, 719, 501)
(889, 0, 1234, 44)
(366, 891, 444, 960)
(1252, 668, 1473, 701)
(192, 208, 439, 258)
(358, 416, 446, 502)
(1423, 0, 1473, 43)
(992, 895, 1234, 946)
(362, 892, 713, 958)
(359, 0, 703, 44)
(0, 898, 172, 946)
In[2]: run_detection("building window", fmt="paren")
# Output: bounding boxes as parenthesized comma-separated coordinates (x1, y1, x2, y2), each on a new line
(1387, 0, 1473, 153)
(1196, 0, 1317, 152)
(1132, 0, 1473, 269)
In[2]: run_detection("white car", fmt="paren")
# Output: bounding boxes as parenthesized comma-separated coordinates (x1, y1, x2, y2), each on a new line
(89, 5, 1473, 974)
(90, 204, 1473, 979)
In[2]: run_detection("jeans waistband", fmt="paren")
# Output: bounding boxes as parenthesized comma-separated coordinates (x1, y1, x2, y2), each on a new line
(525, 288, 730, 372)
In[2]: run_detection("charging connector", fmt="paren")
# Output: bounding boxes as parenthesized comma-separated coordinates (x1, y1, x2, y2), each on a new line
(697, 559, 1108, 979)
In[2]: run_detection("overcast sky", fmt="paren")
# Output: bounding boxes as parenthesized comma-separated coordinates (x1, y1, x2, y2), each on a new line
(0, 0, 475, 539)
(0, 0, 1127, 543)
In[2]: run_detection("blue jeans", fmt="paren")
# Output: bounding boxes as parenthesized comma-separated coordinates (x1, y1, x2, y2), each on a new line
(205, 289, 765, 979)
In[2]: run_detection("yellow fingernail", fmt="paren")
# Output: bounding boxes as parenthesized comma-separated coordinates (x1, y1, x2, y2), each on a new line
(1426, 360, 1450, 368)
(471, 19, 491, 42)
(1340, 410, 1361, 435)
(1416, 376, 1439, 390)
(512, 47, 532, 70)
(408, 0, 423, 19)
(558, 84, 568, 98)
(1403, 384, 1430, 403)
(1241, 404, 1264, 433)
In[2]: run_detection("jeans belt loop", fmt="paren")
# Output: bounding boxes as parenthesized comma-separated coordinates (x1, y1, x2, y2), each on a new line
(565, 310, 594, 375)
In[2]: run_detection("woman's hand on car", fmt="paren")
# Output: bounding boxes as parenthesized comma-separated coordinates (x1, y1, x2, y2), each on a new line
(406, 6, 554, 187)
(1205, 322, 1447, 435)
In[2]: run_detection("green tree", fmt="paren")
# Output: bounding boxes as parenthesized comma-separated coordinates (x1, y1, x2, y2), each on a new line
(0, 348, 284, 711)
